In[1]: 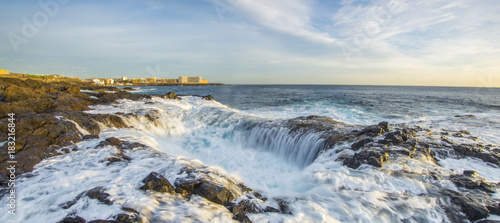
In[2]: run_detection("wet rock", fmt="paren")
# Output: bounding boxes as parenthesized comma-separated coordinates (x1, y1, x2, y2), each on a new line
(343, 149, 389, 169)
(59, 215, 87, 223)
(106, 137, 122, 146)
(286, 115, 346, 133)
(86, 187, 113, 205)
(83, 134, 100, 140)
(351, 138, 373, 151)
(444, 205, 469, 223)
(455, 115, 475, 118)
(476, 220, 500, 223)
(175, 170, 245, 206)
(452, 145, 500, 167)
(140, 172, 175, 193)
(450, 171, 497, 193)
(60, 187, 113, 209)
(440, 189, 493, 221)
(357, 121, 390, 137)
(486, 202, 500, 215)
(228, 200, 261, 222)
(162, 92, 179, 100)
(113, 213, 141, 223)
(462, 202, 489, 221)
(202, 95, 215, 100)
(193, 179, 237, 205)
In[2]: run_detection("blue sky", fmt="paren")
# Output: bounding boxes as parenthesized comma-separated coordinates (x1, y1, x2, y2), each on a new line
(1, 0, 499, 86)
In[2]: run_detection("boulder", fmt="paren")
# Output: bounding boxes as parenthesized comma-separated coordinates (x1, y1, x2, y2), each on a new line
(163, 92, 179, 100)
(202, 95, 215, 100)
(351, 138, 373, 150)
(59, 215, 87, 223)
(139, 172, 175, 194)
(357, 121, 390, 137)
(462, 202, 489, 221)
(86, 187, 113, 205)
(343, 149, 389, 169)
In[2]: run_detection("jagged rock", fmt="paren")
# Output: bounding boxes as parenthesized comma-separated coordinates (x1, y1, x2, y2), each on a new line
(462, 202, 489, 221)
(286, 115, 346, 133)
(106, 137, 122, 146)
(175, 173, 243, 206)
(140, 172, 175, 193)
(61, 187, 113, 209)
(59, 215, 87, 223)
(476, 220, 500, 223)
(86, 187, 113, 205)
(343, 149, 389, 169)
(451, 171, 498, 193)
(440, 189, 494, 221)
(351, 138, 373, 150)
(113, 213, 141, 223)
(453, 145, 500, 167)
(83, 134, 100, 140)
(163, 92, 179, 100)
(202, 95, 215, 100)
(444, 205, 469, 223)
(193, 180, 237, 205)
(357, 121, 390, 137)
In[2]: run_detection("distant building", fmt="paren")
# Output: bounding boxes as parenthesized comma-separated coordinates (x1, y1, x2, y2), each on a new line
(93, 79, 105, 85)
(188, 76, 202, 83)
(167, 79, 177, 84)
(201, 79, 208, 84)
(178, 76, 188, 83)
(122, 76, 128, 81)
(0, 69, 9, 75)
(105, 78, 114, 86)
(132, 78, 140, 84)
(150, 77, 157, 83)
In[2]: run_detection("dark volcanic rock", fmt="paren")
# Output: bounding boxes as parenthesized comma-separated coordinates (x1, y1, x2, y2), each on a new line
(174, 169, 245, 206)
(83, 134, 100, 140)
(61, 187, 113, 209)
(343, 149, 389, 169)
(451, 171, 498, 193)
(139, 172, 175, 193)
(453, 145, 500, 167)
(59, 215, 87, 223)
(193, 179, 237, 205)
(106, 137, 122, 146)
(202, 95, 215, 100)
(462, 202, 489, 221)
(357, 121, 390, 137)
(163, 92, 179, 100)
(86, 187, 113, 205)
(351, 138, 373, 150)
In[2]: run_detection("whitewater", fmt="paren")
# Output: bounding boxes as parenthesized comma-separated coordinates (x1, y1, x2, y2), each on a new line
(1, 85, 499, 222)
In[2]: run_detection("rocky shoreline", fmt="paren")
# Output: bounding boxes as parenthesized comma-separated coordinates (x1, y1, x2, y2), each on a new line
(1, 77, 499, 222)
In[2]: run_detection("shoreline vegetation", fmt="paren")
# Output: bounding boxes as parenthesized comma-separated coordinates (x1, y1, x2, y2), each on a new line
(0, 76, 500, 222)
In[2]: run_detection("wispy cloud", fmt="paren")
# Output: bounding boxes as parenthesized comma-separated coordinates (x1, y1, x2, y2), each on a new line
(234, 0, 336, 43)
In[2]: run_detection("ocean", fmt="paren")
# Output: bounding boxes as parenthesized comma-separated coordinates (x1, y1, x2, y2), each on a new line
(2, 85, 500, 222)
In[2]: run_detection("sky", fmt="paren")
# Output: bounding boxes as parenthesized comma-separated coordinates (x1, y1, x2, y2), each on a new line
(0, 0, 499, 87)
